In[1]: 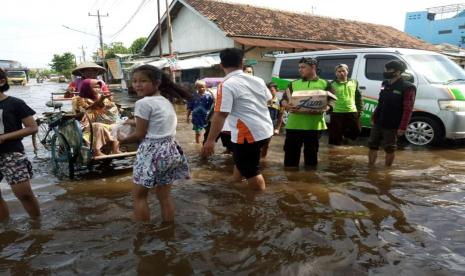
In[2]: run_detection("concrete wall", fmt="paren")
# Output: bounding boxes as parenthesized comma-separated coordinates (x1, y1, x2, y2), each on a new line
(405, 11, 465, 46)
(150, 6, 235, 56)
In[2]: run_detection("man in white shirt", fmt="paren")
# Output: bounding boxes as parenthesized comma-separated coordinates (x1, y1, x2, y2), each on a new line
(202, 48, 273, 191)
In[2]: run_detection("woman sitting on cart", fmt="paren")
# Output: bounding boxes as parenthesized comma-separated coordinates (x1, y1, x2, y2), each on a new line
(72, 79, 121, 156)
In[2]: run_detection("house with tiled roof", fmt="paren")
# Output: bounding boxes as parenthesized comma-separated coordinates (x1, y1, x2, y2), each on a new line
(141, 0, 435, 82)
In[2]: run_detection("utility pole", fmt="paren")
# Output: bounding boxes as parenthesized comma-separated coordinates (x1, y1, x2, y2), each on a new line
(165, 0, 173, 56)
(157, 0, 163, 57)
(310, 6, 316, 14)
(89, 10, 109, 81)
(79, 45, 87, 62)
(165, 0, 175, 82)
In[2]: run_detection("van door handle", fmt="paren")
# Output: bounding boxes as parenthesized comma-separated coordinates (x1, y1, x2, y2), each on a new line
(359, 86, 366, 90)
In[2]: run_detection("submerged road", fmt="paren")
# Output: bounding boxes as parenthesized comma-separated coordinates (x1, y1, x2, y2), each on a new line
(0, 80, 464, 275)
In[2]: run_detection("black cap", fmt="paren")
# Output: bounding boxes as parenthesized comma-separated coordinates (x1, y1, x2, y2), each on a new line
(299, 57, 318, 66)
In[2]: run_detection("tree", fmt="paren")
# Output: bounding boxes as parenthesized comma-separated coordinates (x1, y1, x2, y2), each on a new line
(91, 38, 147, 60)
(28, 69, 37, 78)
(130, 37, 147, 54)
(49, 52, 76, 78)
(105, 42, 130, 59)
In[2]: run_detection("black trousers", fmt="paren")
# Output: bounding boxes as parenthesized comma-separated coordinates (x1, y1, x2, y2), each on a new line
(284, 129, 321, 167)
(328, 112, 361, 145)
(232, 138, 269, 179)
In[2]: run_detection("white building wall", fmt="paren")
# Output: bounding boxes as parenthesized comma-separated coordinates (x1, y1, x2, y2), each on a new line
(253, 61, 274, 83)
(240, 47, 280, 83)
(150, 6, 234, 56)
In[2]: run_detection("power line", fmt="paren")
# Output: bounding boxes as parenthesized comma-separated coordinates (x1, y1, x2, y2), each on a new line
(62, 25, 99, 37)
(109, 0, 149, 39)
(99, 0, 111, 10)
(0, 32, 66, 41)
(108, 0, 124, 10)
(90, 0, 101, 11)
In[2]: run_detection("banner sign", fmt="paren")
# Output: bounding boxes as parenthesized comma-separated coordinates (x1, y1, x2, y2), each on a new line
(106, 58, 123, 79)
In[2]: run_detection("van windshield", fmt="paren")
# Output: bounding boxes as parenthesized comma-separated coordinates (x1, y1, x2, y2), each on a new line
(403, 54, 465, 84)
(7, 71, 26, 78)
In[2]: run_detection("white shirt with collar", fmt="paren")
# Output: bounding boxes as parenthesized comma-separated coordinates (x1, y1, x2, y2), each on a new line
(214, 70, 273, 144)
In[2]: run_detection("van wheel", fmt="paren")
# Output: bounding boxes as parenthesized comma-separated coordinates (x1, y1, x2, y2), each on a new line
(405, 116, 443, 146)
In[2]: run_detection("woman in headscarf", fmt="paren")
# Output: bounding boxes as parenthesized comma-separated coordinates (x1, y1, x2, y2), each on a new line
(73, 79, 121, 156)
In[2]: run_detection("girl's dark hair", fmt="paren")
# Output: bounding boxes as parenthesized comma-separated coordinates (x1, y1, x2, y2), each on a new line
(0, 68, 10, 92)
(132, 65, 192, 101)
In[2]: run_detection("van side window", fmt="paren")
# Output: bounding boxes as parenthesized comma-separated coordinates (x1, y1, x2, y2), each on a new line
(316, 56, 356, 80)
(365, 55, 399, 81)
(279, 56, 356, 80)
(279, 58, 300, 79)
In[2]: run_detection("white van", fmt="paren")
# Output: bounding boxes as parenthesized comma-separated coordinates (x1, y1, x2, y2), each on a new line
(272, 48, 465, 146)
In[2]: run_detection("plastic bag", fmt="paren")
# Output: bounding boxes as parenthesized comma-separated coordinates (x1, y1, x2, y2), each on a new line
(111, 118, 134, 140)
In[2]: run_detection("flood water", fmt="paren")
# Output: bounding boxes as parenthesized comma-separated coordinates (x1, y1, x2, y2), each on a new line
(1, 80, 465, 275)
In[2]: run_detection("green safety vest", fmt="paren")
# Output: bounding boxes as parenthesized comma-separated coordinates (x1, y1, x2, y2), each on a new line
(331, 79, 358, 113)
(286, 78, 328, 130)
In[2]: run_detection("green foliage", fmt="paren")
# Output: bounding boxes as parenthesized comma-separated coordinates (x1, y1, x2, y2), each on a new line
(28, 69, 37, 78)
(130, 37, 147, 54)
(92, 37, 146, 60)
(105, 42, 131, 59)
(39, 69, 52, 78)
(49, 52, 76, 78)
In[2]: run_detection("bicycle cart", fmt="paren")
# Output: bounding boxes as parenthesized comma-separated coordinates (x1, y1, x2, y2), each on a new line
(33, 92, 137, 179)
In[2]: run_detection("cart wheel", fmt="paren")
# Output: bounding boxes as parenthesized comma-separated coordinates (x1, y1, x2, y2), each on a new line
(36, 120, 52, 150)
(51, 133, 75, 179)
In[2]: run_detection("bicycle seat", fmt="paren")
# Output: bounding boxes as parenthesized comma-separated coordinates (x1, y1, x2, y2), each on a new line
(46, 101, 63, 109)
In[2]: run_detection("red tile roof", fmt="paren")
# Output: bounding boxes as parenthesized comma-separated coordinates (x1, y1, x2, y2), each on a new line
(184, 0, 435, 50)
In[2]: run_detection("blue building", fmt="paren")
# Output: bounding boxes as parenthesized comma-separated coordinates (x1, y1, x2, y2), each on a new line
(405, 4, 465, 47)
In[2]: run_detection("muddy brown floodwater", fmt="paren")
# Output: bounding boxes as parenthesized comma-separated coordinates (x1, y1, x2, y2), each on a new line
(0, 80, 464, 275)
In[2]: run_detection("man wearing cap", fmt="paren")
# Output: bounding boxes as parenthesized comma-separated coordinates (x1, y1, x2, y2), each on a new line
(368, 60, 416, 167)
(67, 62, 110, 95)
(281, 57, 332, 168)
(328, 64, 363, 145)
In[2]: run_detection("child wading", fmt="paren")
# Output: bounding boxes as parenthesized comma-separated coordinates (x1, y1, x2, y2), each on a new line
(0, 68, 41, 220)
(117, 65, 192, 223)
(186, 80, 214, 143)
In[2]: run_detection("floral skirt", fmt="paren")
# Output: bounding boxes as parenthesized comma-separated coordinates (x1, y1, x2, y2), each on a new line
(133, 136, 190, 188)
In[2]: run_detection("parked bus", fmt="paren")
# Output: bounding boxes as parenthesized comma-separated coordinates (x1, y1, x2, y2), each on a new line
(6, 70, 28, 85)
(0, 60, 29, 86)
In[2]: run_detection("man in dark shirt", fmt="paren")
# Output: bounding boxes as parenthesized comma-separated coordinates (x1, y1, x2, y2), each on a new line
(368, 60, 416, 166)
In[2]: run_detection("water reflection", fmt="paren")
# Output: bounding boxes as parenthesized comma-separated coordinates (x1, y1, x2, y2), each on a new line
(0, 82, 464, 274)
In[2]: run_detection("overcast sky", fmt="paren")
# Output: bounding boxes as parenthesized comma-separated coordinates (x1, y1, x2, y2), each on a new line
(1, 0, 461, 68)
